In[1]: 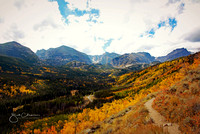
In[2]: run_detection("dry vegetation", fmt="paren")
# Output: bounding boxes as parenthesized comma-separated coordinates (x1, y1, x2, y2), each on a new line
(95, 99, 168, 134)
(153, 65, 200, 134)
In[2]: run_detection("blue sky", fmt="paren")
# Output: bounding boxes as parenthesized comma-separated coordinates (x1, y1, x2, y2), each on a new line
(49, 0, 100, 24)
(0, 0, 200, 56)
(144, 17, 177, 37)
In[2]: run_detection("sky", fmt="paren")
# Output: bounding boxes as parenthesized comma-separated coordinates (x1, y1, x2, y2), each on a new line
(0, 0, 200, 56)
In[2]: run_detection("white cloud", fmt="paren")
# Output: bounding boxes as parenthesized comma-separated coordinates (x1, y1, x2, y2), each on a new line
(184, 28, 200, 42)
(0, 0, 65, 51)
(33, 18, 60, 31)
(0, 0, 200, 57)
(0, 17, 4, 23)
(66, 0, 88, 10)
(3, 23, 25, 41)
(105, 0, 200, 56)
(14, 0, 25, 10)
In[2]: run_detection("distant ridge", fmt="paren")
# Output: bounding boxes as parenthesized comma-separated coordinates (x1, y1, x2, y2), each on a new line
(110, 52, 155, 67)
(156, 48, 191, 62)
(110, 48, 191, 67)
(36, 45, 91, 66)
(0, 41, 192, 68)
(89, 52, 120, 64)
(0, 41, 39, 64)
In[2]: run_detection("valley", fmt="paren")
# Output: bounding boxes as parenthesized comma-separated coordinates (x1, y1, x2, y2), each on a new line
(0, 41, 199, 134)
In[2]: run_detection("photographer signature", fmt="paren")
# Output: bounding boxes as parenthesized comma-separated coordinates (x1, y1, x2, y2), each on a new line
(9, 112, 40, 123)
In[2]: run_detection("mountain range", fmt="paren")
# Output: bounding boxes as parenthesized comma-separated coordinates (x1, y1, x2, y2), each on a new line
(156, 48, 191, 62)
(89, 52, 120, 64)
(0, 41, 39, 64)
(110, 48, 191, 67)
(36, 45, 91, 66)
(0, 41, 191, 68)
(110, 52, 155, 67)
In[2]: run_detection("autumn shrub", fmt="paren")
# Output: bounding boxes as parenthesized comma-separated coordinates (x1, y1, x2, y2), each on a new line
(133, 124, 168, 134)
(95, 101, 151, 134)
(168, 85, 177, 94)
(139, 107, 149, 114)
(153, 65, 200, 134)
(187, 96, 200, 116)
(189, 82, 200, 94)
(96, 102, 167, 134)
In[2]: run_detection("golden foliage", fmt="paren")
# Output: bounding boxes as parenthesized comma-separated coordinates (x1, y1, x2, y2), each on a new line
(17, 52, 200, 134)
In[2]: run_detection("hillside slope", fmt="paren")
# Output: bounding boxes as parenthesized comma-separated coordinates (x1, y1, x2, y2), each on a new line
(0, 41, 39, 64)
(145, 98, 181, 134)
(153, 65, 200, 134)
(94, 52, 200, 134)
(15, 52, 200, 134)
(0, 55, 31, 73)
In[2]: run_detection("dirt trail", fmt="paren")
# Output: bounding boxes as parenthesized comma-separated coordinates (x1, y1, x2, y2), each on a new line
(69, 95, 95, 111)
(86, 95, 94, 102)
(145, 98, 181, 134)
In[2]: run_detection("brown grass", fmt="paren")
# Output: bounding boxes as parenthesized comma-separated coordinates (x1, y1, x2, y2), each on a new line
(95, 100, 168, 134)
(153, 66, 200, 134)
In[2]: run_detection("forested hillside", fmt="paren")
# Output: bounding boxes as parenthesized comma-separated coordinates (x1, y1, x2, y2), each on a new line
(0, 42, 39, 64)
(10, 52, 200, 134)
